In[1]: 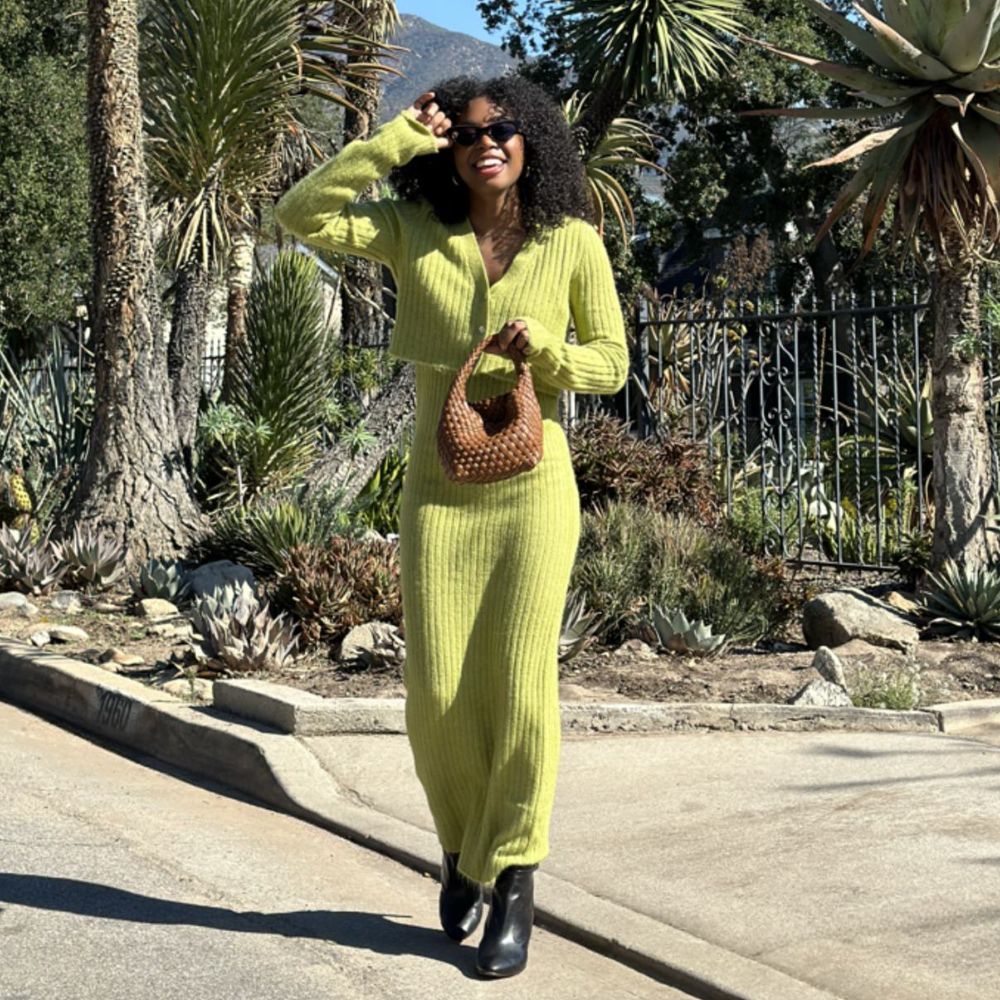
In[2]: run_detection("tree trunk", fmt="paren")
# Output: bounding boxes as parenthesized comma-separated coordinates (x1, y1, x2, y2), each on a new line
(302, 363, 415, 508)
(168, 253, 212, 476)
(931, 255, 993, 570)
(220, 222, 256, 402)
(70, 0, 207, 567)
(340, 34, 385, 347)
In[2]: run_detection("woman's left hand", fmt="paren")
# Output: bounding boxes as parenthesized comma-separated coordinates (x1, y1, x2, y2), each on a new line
(485, 320, 531, 359)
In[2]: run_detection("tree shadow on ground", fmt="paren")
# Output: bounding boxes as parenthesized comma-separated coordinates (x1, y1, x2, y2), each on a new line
(0, 873, 478, 974)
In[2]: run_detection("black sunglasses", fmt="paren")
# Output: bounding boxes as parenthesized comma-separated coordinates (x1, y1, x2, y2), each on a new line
(447, 119, 523, 147)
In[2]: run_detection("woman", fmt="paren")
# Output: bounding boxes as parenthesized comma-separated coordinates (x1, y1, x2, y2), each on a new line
(275, 73, 627, 978)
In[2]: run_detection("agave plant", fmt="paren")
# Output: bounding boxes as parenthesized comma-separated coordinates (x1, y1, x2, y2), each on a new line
(743, 0, 1000, 571)
(920, 559, 1000, 640)
(53, 524, 128, 591)
(132, 557, 193, 604)
(559, 587, 604, 663)
(649, 602, 728, 657)
(189, 580, 298, 674)
(0, 525, 68, 596)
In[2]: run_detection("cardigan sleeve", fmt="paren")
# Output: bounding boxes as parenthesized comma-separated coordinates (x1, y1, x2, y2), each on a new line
(273, 111, 440, 270)
(512, 222, 629, 395)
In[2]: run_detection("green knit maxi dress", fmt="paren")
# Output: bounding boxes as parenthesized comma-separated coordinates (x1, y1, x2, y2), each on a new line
(275, 110, 628, 888)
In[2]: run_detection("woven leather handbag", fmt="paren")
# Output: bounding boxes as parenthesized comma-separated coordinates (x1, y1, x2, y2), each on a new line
(437, 333, 544, 483)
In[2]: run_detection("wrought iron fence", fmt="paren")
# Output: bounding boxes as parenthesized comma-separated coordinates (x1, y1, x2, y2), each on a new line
(567, 284, 1000, 571)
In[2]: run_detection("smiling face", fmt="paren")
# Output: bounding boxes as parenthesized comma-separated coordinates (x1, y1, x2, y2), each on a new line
(451, 96, 526, 199)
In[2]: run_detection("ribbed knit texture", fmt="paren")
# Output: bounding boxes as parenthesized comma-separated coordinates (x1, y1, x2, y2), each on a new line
(275, 109, 627, 887)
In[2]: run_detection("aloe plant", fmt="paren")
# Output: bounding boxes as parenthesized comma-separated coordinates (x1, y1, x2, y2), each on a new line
(132, 557, 192, 604)
(921, 559, 1000, 641)
(189, 580, 298, 674)
(559, 586, 604, 663)
(0, 525, 68, 596)
(649, 602, 728, 657)
(53, 524, 127, 591)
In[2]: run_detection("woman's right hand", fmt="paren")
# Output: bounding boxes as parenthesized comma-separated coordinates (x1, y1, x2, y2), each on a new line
(404, 91, 452, 150)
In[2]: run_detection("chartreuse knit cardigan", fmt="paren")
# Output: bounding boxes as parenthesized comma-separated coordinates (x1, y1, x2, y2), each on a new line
(275, 109, 627, 887)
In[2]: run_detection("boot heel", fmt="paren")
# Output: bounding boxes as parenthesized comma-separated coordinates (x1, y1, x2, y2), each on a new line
(439, 850, 484, 942)
(475, 863, 538, 977)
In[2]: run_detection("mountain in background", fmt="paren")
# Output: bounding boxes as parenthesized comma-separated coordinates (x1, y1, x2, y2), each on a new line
(378, 14, 517, 119)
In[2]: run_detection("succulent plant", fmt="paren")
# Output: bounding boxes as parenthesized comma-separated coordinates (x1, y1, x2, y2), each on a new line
(920, 560, 1000, 641)
(648, 603, 728, 658)
(132, 557, 193, 604)
(559, 587, 603, 663)
(745, 1, 1000, 258)
(0, 525, 68, 595)
(53, 524, 127, 591)
(272, 536, 402, 649)
(188, 580, 298, 675)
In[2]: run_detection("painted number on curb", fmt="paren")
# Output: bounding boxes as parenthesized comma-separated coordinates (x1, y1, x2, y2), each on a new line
(96, 687, 133, 732)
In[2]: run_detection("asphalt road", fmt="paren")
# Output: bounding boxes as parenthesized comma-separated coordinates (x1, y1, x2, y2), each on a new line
(0, 700, 691, 1000)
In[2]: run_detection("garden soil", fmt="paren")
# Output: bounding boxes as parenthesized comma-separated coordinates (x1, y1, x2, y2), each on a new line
(5, 586, 1000, 709)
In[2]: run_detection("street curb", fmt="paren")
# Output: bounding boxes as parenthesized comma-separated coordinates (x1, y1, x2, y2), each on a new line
(0, 637, 848, 1000)
(213, 677, 942, 737)
(923, 697, 1000, 732)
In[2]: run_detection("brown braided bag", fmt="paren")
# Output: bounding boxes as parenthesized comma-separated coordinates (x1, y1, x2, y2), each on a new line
(437, 333, 544, 483)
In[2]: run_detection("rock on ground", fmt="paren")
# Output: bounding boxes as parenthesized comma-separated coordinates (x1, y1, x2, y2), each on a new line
(338, 621, 405, 667)
(790, 678, 854, 707)
(802, 589, 919, 654)
(50, 591, 82, 614)
(812, 646, 848, 689)
(138, 598, 179, 620)
(186, 560, 255, 600)
(47, 625, 89, 643)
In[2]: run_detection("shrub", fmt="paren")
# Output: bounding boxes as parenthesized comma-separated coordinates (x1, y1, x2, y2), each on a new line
(846, 661, 922, 711)
(568, 412, 720, 524)
(350, 441, 408, 537)
(194, 485, 356, 578)
(272, 535, 402, 649)
(571, 498, 802, 647)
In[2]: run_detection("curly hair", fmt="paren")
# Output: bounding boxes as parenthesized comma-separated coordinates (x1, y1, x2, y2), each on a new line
(387, 74, 595, 243)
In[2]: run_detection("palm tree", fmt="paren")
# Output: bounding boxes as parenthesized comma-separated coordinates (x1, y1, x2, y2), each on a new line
(742, 0, 1000, 570)
(339, 0, 402, 349)
(560, 0, 744, 155)
(71, 0, 207, 565)
(561, 90, 665, 242)
(140, 0, 405, 469)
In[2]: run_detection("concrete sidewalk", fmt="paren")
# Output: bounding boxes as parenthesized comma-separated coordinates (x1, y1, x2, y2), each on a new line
(5, 641, 1000, 1000)
(302, 727, 1000, 1000)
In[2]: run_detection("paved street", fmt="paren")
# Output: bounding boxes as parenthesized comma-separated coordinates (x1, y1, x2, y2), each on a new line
(0, 700, 690, 1000)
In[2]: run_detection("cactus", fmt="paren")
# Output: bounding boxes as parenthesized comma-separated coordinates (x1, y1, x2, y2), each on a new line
(53, 524, 127, 591)
(132, 557, 192, 604)
(0, 469, 40, 543)
(648, 603, 727, 658)
(559, 587, 603, 663)
(188, 580, 298, 675)
(0, 525, 67, 596)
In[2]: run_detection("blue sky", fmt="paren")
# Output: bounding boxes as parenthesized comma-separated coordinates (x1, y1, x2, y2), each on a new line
(399, 1, 505, 43)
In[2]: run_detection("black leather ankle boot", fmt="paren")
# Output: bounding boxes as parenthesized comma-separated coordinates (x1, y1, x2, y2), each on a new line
(439, 850, 484, 941)
(475, 863, 538, 977)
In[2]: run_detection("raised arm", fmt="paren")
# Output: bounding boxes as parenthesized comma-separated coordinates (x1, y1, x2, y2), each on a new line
(273, 101, 442, 269)
(514, 223, 629, 395)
